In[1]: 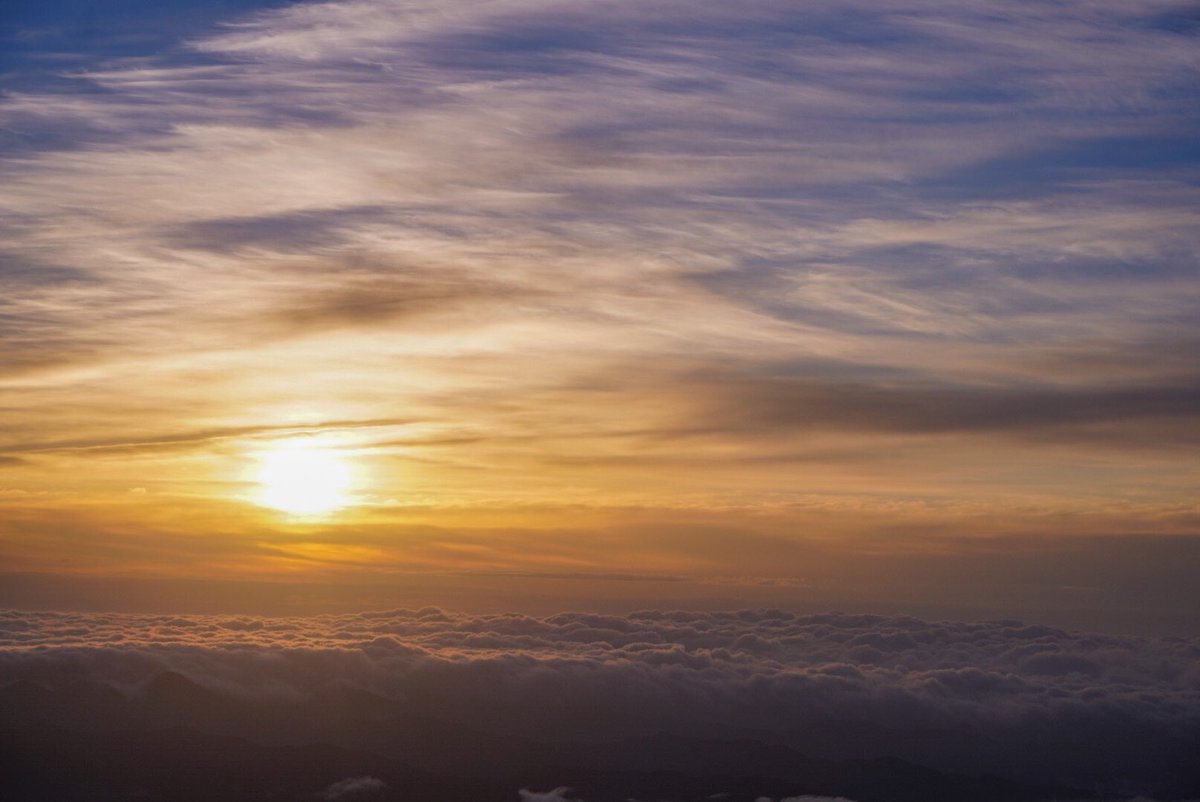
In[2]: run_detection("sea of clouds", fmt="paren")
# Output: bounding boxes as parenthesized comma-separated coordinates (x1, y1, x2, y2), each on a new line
(2, 607, 1197, 795)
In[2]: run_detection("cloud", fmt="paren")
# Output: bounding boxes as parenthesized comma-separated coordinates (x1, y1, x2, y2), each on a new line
(321, 775, 387, 799)
(519, 788, 581, 802)
(0, 9, 1193, 384)
(0, 416, 416, 458)
(2, 0, 1195, 393)
(0, 0, 1193, 481)
(684, 371, 1200, 444)
(1, 608, 1197, 794)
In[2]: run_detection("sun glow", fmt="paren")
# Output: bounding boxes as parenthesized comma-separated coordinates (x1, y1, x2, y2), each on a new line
(255, 441, 353, 515)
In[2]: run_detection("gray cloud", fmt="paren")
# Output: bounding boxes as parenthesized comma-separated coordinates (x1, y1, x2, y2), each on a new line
(687, 371, 1200, 444)
(0, 416, 416, 458)
(264, 274, 530, 336)
(163, 206, 398, 255)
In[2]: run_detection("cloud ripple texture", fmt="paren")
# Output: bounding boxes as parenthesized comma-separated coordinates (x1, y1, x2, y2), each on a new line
(2, 608, 1198, 794)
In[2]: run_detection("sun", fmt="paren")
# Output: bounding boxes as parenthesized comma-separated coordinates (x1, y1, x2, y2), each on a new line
(255, 441, 353, 515)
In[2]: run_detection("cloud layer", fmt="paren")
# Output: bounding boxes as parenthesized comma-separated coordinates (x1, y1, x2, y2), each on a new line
(2, 608, 1198, 795)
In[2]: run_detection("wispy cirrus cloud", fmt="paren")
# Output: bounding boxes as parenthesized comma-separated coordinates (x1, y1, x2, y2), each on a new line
(0, 0, 1197, 618)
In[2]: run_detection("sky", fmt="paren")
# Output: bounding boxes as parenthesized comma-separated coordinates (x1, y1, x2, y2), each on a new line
(1, 0, 1198, 633)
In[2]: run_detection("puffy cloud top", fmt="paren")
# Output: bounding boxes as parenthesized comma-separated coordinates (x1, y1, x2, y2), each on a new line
(1, 607, 1197, 795)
